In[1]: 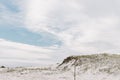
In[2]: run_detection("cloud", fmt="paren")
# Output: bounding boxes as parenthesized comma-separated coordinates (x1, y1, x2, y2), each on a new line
(0, 0, 25, 27)
(24, 0, 120, 54)
(0, 39, 55, 66)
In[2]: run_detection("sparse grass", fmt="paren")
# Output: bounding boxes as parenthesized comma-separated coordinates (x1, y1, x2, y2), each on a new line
(58, 53, 120, 73)
(60, 53, 120, 65)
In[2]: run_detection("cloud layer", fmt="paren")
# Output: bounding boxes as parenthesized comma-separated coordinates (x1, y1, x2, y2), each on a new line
(1, 0, 120, 66)
(0, 39, 55, 67)
(25, 0, 120, 53)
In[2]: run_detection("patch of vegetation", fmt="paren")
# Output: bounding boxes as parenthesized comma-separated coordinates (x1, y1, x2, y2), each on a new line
(58, 53, 120, 68)
(0, 66, 6, 68)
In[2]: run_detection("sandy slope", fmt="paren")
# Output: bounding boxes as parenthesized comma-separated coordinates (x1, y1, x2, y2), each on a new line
(0, 67, 72, 80)
(0, 66, 120, 80)
(0, 54, 120, 80)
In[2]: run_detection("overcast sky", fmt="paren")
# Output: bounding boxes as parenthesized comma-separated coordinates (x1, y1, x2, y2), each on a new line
(0, 0, 120, 67)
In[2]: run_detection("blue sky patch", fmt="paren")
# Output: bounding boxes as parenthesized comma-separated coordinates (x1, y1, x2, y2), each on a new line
(0, 26, 62, 47)
(0, 0, 20, 12)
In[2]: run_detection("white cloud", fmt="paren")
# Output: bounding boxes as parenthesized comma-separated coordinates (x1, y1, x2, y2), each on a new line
(0, 0, 25, 27)
(0, 39, 55, 66)
(24, 0, 120, 54)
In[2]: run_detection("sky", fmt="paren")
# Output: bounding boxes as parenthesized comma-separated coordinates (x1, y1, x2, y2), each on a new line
(0, 0, 120, 67)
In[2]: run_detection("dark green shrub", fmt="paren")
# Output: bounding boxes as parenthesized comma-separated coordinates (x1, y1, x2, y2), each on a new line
(1, 66, 5, 68)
